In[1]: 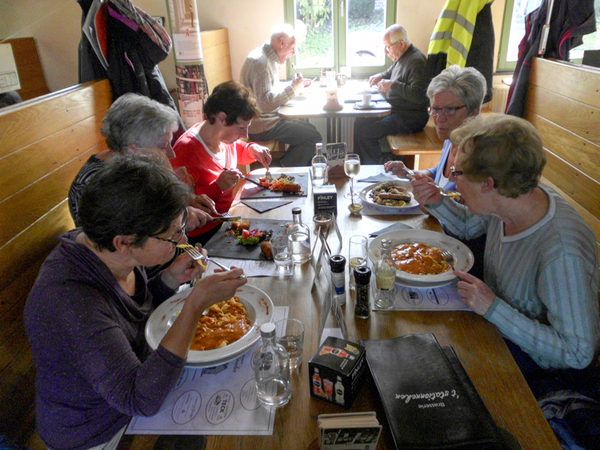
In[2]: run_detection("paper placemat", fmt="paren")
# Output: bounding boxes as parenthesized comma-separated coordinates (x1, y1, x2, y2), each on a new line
(371, 281, 469, 311)
(127, 307, 289, 436)
(360, 202, 423, 216)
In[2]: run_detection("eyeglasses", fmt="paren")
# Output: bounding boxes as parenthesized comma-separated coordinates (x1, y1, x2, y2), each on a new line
(148, 208, 188, 247)
(428, 105, 467, 117)
(384, 40, 400, 52)
(450, 166, 464, 178)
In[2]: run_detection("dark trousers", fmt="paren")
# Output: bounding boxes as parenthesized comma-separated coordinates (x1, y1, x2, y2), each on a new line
(353, 112, 428, 165)
(249, 119, 322, 167)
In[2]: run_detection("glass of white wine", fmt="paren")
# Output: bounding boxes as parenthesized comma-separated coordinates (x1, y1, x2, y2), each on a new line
(344, 153, 361, 199)
(348, 235, 368, 291)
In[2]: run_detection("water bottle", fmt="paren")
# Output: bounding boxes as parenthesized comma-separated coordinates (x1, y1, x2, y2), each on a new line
(311, 143, 328, 186)
(253, 322, 291, 408)
(288, 207, 311, 264)
(375, 239, 396, 309)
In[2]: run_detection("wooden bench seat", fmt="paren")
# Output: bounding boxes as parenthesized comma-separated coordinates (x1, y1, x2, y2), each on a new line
(0, 79, 113, 449)
(526, 58, 600, 287)
(386, 118, 444, 169)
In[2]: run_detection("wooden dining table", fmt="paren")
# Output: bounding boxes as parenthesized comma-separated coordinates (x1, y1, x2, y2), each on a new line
(278, 81, 391, 143)
(125, 165, 561, 450)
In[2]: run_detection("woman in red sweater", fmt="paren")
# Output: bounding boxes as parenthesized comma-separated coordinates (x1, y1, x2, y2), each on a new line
(171, 81, 272, 245)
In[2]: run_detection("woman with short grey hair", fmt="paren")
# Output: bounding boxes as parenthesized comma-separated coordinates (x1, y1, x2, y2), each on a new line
(385, 65, 486, 192)
(100, 93, 180, 153)
(68, 94, 217, 230)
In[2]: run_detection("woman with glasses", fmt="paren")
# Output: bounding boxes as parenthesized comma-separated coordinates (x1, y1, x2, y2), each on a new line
(411, 114, 599, 375)
(171, 80, 272, 246)
(24, 155, 247, 450)
(385, 65, 486, 192)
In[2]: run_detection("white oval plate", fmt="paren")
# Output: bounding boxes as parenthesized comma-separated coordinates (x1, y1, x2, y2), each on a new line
(145, 285, 274, 366)
(369, 230, 474, 283)
(360, 181, 418, 210)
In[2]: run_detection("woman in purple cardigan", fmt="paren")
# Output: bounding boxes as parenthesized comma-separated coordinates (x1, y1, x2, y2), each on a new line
(24, 155, 247, 450)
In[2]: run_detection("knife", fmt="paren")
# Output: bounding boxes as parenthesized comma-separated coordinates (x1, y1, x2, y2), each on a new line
(210, 216, 242, 223)
(241, 175, 267, 189)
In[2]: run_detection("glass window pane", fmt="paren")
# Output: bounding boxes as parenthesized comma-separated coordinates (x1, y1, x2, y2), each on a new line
(346, 0, 386, 67)
(294, 0, 335, 69)
(506, 0, 543, 62)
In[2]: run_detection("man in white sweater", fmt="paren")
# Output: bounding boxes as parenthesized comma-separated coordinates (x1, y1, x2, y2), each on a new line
(240, 24, 321, 167)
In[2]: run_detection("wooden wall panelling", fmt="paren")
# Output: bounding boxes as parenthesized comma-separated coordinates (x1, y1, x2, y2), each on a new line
(542, 151, 600, 223)
(0, 147, 103, 248)
(527, 114, 600, 182)
(200, 29, 233, 92)
(0, 117, 105, 202)
(0, 79, 112, 158)
(3, 37, 50, 101)
(525, 85, 600, 145)
(530, 58, 600, 109)
(0, 200, 75, 294)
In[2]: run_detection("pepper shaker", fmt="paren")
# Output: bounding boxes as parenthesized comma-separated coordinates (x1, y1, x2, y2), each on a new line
(354, 266, 371, 319)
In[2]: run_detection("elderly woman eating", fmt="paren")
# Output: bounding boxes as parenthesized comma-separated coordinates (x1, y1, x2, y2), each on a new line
(171, 80, 272, 245)
(68, 93, 216, 230)
(384, 65, 486, 190)
(25, 156, 247, 450)
(411, 114, 600, 373)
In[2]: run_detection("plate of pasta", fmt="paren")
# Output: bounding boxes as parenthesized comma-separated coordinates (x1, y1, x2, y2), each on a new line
(359, 181, 419, 210)
(145, 285, 274, 367)
(368, 230, 474, 284)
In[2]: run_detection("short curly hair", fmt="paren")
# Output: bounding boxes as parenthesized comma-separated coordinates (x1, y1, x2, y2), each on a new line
(452, 114, 546, 198)
(203, 81, 260, 126)
(78, 155, 190, 252)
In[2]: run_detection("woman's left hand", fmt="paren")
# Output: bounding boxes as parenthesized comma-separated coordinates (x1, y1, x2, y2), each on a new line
(454, 270, 496, 315)
(248, 143, 273, 168)
(160, 249, 203, 289)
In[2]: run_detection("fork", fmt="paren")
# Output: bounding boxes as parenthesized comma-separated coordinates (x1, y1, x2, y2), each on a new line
(427, 182, 461, 200)
(177, 244, 247, 280)
(440, 249, 456, 270)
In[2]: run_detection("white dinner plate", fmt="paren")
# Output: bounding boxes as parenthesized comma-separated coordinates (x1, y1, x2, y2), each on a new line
(360, 181, 419, 210)
(368, 230, 474, 284)
(145, 285, 274, 367)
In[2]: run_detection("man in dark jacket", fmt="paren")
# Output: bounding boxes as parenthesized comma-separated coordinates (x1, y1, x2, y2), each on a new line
(353, 25, 429, 165)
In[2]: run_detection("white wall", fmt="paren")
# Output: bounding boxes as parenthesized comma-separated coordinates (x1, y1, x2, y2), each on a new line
(0, 0, 505, 95)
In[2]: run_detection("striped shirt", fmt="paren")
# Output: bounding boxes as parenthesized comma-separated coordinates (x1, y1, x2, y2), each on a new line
(427, 184, 600, 369)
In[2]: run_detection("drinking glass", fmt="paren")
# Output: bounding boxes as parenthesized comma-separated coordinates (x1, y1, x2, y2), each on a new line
(344, 153, 360, 199)
(271, 236, 293, 273)
(275, 318, 305, 370)
(348, 235, 368, 290)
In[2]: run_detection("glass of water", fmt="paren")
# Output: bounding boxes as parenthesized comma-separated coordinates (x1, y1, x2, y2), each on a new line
(348, 235, 368, 290)
(271, 236, 293, 272)
(275, 318, 305, 370)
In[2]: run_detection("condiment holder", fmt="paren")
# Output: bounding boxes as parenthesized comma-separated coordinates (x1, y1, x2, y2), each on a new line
(348, 203, 363, 215)
(313, 212, 332, 230)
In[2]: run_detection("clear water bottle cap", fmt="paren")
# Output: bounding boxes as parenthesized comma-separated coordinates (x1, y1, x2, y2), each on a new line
(260, 322, 276, 337)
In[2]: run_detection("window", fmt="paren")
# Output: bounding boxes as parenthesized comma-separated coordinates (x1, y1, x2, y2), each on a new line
(497, 0, 600, 72)
(284, 0, 397, 78)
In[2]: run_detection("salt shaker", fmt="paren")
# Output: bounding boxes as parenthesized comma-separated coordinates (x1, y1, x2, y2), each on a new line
(329, 255, 346, 306)
(354, 266, 371, 319)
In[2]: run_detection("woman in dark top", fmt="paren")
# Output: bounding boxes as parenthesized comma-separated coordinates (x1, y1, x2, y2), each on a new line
(25, 155, 247, 450)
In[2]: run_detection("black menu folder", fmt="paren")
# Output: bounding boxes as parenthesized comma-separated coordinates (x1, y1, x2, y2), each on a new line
(361, 333, 506, 450)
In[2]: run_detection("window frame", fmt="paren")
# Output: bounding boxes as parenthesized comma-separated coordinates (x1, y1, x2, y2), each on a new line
(284, 0, 397, 79)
